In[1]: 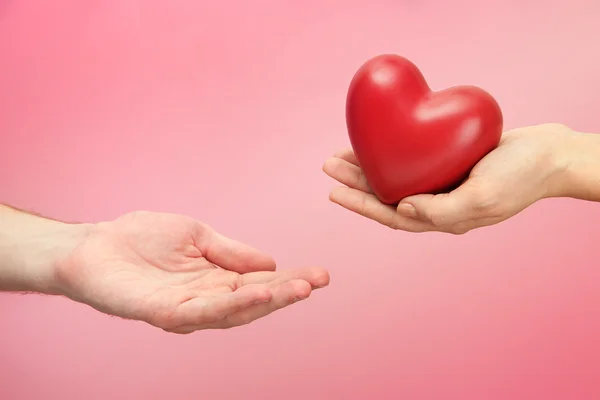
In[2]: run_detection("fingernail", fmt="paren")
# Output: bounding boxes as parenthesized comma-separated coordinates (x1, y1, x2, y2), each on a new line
(253, 298, 269, 305)
(397, 203, 417, 218)
(292, 297, 304, 303)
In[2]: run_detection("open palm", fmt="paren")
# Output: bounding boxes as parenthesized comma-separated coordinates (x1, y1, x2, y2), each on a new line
(55, 211, 329, 333)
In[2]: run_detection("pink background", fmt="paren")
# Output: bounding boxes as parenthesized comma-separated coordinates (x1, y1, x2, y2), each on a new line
(1, 0, 600, 398)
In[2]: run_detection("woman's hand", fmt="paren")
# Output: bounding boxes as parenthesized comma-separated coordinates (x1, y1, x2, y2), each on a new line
(323, 123, 576, 234)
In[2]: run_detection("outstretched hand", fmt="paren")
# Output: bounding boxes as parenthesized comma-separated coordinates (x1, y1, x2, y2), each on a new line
(323, 124, 572, 234)
(55, 211, 329, 333)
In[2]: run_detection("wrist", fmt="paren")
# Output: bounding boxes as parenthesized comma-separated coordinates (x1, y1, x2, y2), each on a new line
(33, 222, 92, 296)
(541, 124, 579, 199)
(0, 206, 92, 295)
(546, 127, 600, 200)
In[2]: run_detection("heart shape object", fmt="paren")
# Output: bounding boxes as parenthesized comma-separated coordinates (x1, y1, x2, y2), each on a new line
(346, 54, 503, 205)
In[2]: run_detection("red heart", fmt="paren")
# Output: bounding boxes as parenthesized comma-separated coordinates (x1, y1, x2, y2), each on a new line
(346, 54, 503, 205)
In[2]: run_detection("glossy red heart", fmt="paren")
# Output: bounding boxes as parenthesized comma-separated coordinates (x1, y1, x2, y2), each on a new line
(346, 54, 503, 205)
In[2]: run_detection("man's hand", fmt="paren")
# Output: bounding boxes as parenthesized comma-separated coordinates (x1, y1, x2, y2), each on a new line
(1, 208, 329, 333)
(323, 123, 581, 234)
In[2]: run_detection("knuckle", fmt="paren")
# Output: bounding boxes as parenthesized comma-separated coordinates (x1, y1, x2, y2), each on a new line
(148, 310, 176, 330)
(355, 195, 372, 221)
(448, 224, 470, 235)
(540, 122, 570, 133)
(358, 196, 368, 216)
(387, 216, 402, 230)
(356, 170, 365, 187)
(237, 313, 255, 326)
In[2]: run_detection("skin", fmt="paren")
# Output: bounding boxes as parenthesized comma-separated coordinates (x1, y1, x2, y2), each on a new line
(0, 206, 330, 333)
(323, 123, 600, 234)
(3, 123, 597, 333)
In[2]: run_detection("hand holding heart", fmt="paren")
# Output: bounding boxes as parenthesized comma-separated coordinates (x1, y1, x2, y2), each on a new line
(323, 54, 571, 234)
(324, 123, 572, 234)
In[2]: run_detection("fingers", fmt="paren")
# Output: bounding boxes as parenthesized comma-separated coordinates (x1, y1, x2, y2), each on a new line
(241, 266, 330, 289)
(332, 148, 360, 166)
(398, 179, 499, 230)
(169, 279, 315, 333)
(166, 284, 272, 329)
(164, 268, 330, 333)
(202, 279, 313, 330)
(202, 230, 276, 273)
(322, 157, 372, 193)
(325, 148, 503, 234)
(329, 184, 500, 235)
(328, 186, 431, 232)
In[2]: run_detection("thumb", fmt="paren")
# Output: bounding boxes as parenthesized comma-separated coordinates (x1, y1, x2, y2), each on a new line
(196, 225, 277, 273)
(397, 183, 481, 227)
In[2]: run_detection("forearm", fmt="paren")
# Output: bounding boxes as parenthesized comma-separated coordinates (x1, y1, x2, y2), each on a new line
(0, 205, 89, 294)
(553, 129, 600, 202)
